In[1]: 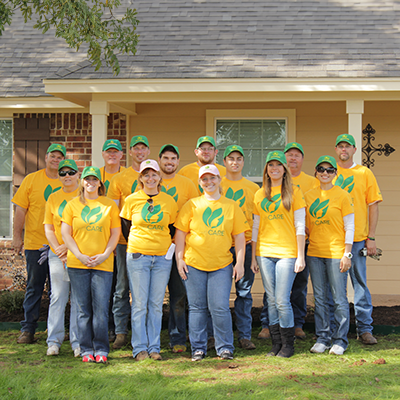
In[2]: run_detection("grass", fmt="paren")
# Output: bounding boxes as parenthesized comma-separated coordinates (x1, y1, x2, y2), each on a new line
(0, 329, 399, 399)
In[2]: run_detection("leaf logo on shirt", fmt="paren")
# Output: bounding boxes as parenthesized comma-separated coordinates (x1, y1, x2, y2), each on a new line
(57, 200, 67, 218)
(104, 180, 110, 193)
(44, 185, 61, 201)
(131, 180, 138, 193)
(198, 184, 204, 194)
(141, 203, 163, 224)
(81, 206, 103, 224)
(309, 198, 330, 219)
(202, 207, 224, 228)
(161, 186, 178, 202)
(335, 174, 355, 193)
(261, 194, 281, 213)
(225, 188, 246, 208)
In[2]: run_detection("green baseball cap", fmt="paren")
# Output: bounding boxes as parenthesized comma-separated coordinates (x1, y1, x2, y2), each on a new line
(159, 143, 180, 158)
(266, 151, 287, 164)
(81, 166, 101, 181)
(102, 139, 122, 151)
(130, 135, 149, 148)
(335, 134, 356, 147)
(223, 144, 244, 158)
(196, 136, 216, 148)
(47, 143, 66, 157)
(284, 142, 304, 155)
(58, 159, 79, 172)
(316, 155, 337, 169)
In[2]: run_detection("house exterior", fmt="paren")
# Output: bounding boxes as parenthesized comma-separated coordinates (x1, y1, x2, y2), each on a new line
(1, 0, 399, 305)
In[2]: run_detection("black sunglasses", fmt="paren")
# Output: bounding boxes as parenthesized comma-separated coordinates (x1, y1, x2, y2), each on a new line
(316, 166, 336, 174)
(147, 198, 154, 213)
(59, 170, 78, 177)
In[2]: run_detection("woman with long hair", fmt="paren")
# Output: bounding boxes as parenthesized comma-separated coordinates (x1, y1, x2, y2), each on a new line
(251, 151, 306, 358)
(61, 166, 121, 363)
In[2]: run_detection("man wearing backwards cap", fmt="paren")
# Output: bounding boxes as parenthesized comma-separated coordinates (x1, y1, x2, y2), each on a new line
(107, 135, 150, 349)
(334, 134, 382, 345)
(12, 143, 66, 344)
(158, 144, 198, 353)
(178, 136, 226, 195)
(100, 139, 125, 194)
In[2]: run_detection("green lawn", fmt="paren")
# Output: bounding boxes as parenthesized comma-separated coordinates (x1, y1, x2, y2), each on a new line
(0, 329, 399, 399)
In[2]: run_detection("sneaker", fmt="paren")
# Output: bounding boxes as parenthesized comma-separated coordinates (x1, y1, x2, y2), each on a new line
(73, 347, 81, 358)
(82, 355, 95, 363)
(310, 343, 329, 354)
(135, 351, 149, 361)
(113, 334, 128, 349)
(17, 331, 35, 344)
(149, 352, 162, 360)
(96, 355, 108, 363)
(358, 332, 377, 345)
(172, 344, 186, 353)
(219, 350, 234, 360)
(46, 345, 59, 356)
(329, 345, 345, 355)
(191, 350, 205, 361)
(207, 337, 215, 351)
(238, 338, 256, 350)
(258, 328, 271, 339)
(295, 327, 307, 340)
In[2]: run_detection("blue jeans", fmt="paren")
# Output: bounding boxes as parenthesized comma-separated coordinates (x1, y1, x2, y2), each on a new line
(21, 249, 50, 334)
(184, 264, 234, 356)
(126, 253, 172, 357)
(260, 292, 270, 329)
(112, 244, 131, 335)
(168, 257, 187, 346)
(308, 256, 350, 349)
(257, 257, 296, 328)
(231, 243, 255, 341)
(47, 250, 79, 350)
(68, 268, 112, 357)
(349, 240, 374, 335)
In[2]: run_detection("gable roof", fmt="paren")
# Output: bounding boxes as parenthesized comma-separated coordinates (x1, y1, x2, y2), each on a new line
(2, 0, 400, 97)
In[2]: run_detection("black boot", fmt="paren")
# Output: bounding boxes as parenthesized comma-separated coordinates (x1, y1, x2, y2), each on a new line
(277, 326, 295, 358)
(266, 324, 282, 356)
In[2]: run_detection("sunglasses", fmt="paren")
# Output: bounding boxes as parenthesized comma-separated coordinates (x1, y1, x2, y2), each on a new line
(147, 198, 154, 213)
(316, 166, 336, 174)
(59, 170, 78, 177)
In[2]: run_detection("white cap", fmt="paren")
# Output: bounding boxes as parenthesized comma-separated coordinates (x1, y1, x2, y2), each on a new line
(139, 159, 160, 173)
(199, 164, 220, 178)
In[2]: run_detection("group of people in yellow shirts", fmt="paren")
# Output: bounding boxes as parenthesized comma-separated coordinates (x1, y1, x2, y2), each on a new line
(12, 132, 382, 362)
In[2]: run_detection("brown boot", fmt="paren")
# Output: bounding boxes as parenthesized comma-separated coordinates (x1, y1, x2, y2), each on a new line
(295, 327, 306, 340)
(258, 328, 271, 339)
(358, 332, 377, 345)
(17, 331, 35, 344)
(238, 338, 256, 350)
(113, 333, 128, 349)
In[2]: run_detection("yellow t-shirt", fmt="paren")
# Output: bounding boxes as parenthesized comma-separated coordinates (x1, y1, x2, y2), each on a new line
(62, 196, 121, 272)
(43, 188, 79, 253)
(221, 176, 259, 242)
(305, 186, 354, 258)
(12, 169, 63, 250)
(253, 185, 306, 258)
(120, 190, 178, 256)
(100, 166, 126, 194)
(107, 167, 140, 244)
(292, 171, 319, 195)
(178, 162, 226, 195)
(161, 174, 198, 213)
(175, 196, 249, 272)
(334, 164, 383, 241)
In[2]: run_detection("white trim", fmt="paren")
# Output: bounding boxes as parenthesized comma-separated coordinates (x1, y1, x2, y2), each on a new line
(0, 97, 86, 110)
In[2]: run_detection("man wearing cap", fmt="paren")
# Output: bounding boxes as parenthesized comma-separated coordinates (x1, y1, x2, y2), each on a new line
(221, 145, 259, 350)
(178, 136, 226, 195)
(100, 139, 125, 194)
(334, 134, 382, 345)
(158, 144, 197, 353)
(107, 135, 150, 349)
(12, 143, 66, 344)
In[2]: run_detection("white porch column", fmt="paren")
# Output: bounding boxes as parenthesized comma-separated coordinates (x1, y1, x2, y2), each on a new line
(90, 101, 110, 167)
(346, 100, 364, 165)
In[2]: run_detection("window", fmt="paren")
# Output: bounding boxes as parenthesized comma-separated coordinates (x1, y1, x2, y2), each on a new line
(0, 119, 13, 239)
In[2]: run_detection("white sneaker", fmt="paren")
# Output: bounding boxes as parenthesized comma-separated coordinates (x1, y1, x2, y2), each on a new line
(47, 345, 59, 356)
(310, 343, 329, 353)
(329, 344, 345, 355)
(73, 347, 81, 358)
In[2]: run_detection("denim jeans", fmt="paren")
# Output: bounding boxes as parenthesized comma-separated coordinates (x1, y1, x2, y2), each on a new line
(231, 243, 254, 341)
(349, 240, 374, 335)
(68, 268, 113, 357)
(184, 264, 234, 356)
(47, 250, 79, 350)
(260, 292, 270, 329)
(21, 249, 50, 334)
(126, 253, 172, 357)
(168, 257, 187, 346)
(257, 257, 296, 328)
(307, 256, 350, 349)
(108, 255, 117, 332)
(112, 244, 131, 335)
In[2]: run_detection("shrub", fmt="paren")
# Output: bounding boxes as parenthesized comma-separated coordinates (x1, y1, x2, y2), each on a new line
(0, 290, 25, 314)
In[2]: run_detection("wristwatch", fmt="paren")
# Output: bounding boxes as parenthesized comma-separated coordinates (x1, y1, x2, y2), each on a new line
(344, 252, 353, 259)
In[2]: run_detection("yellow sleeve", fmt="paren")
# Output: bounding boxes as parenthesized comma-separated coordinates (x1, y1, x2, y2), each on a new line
(232, 202, 249, 235)
(61, 201, 73, 226)
(365, 168, 383, 205)
(174, 200, 193, 232)
(43, 194, 54, 225)
(12, 174, 32, 209)
(110, 201, 122, 229)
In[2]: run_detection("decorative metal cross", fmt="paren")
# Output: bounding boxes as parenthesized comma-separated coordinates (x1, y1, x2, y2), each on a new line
(362, 124, 395, 168)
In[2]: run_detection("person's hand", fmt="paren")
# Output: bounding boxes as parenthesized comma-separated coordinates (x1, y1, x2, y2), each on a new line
(294, 256, 305, 273)
(340, 256, 352, 273)
(60, 254, 68, 264)
(177, 259, 188, 280)
(77, 254, 92, 266)
(366, 239, 377, 256)
(13, 237, 24, 256)
(233, 263, 244, 283)
(87, 253, 108, 267)
(251, 258, 259, 274)
(55, 244, 68, 258)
